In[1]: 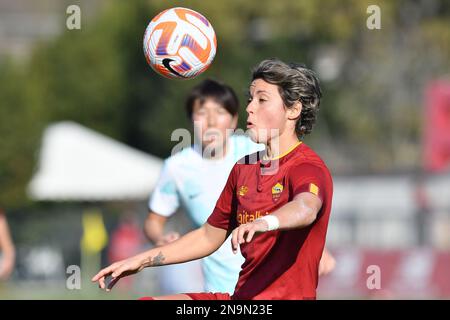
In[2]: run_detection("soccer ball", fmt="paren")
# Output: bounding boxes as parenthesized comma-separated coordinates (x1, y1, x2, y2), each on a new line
(143, 7, 217, 79)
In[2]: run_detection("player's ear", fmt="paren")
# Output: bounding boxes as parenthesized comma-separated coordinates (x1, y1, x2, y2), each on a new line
(287, 101, 302, 120)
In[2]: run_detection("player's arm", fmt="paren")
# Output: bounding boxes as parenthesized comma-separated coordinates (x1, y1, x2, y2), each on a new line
(144, 211, 180, 246)
(0, 212, 16, 280)
(92, 222, 227, 291)
(145, 160, 181, 246)
(231, 162, 328, 251)
(231, 191, 322, 251)
(272, 191, 321, 229)
(93, 163, 239, 291)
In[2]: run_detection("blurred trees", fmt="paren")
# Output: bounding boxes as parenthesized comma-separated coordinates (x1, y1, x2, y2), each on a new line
(0, 0, 450, 207)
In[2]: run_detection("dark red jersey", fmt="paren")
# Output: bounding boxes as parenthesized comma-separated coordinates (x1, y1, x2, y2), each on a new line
(207, 142, 333, 300)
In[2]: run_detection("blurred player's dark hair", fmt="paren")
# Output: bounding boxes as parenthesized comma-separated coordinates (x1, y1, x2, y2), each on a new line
(252, 58, 322, 138)
(185, 79, 239, 119)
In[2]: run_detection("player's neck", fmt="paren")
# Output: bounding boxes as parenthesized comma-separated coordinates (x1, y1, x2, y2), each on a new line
(264, 133, 300, 160)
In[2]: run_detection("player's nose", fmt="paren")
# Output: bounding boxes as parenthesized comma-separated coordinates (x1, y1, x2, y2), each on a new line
(246, 100, 255, 115)
(207, 113, 217, 127)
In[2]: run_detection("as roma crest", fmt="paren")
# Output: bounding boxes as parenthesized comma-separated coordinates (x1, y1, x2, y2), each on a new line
(271, 182, 284, 202)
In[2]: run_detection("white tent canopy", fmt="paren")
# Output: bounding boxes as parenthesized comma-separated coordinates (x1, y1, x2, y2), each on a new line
(28, 121, 163, 201)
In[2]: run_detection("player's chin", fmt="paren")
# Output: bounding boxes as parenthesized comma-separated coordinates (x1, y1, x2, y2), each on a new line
(247, 128, 257, 141)
(247, 128, 267, 145)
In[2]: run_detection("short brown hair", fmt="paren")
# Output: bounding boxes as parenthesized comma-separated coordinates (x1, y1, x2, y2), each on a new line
(252, 58, 322, 138)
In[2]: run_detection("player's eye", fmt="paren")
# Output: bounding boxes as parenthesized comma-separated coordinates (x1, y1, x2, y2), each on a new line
(259, 98, 267, 103)
(195, 109, 206, 115)
(246, 92, 253, 103)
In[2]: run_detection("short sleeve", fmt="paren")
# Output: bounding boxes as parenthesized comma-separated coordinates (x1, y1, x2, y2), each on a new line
(148, 160, 180, 217)
(207, 164, 238, 232)
(288, 163, 327, 202)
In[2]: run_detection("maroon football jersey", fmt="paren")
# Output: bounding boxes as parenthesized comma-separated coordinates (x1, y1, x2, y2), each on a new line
(207, 142, 333, 299)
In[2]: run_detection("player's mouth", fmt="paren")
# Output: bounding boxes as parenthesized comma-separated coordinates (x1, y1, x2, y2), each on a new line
(246, 121, 255, 129)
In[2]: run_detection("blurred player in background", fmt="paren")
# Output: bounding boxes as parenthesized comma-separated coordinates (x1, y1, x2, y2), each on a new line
(144, 79, 264, 294)
(0, 209, 15, 281)
(94, 60, 335, 299)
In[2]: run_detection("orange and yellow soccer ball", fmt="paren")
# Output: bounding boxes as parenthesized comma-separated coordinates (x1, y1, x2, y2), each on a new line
(143, 7, 217, 79)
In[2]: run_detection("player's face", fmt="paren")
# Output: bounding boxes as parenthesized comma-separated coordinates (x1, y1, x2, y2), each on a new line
(192, 98, 238, 150)
(246, 79, 289, 144)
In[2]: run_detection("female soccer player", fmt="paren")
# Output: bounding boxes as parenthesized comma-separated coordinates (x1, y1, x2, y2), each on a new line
(145, 79, 263, 294)
(93, 58, 333, 300)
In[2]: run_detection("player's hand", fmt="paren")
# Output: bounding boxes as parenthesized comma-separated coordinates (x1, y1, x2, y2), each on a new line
(231, 219, 268, 254)
(155, 232, 180, 246)
(91, 255, 146, 291)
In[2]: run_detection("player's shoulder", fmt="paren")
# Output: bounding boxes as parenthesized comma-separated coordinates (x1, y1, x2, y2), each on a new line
(292, 143, 331, 174)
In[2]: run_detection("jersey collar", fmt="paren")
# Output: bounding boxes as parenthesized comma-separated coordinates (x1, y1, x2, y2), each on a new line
(259, 141, 303, 168)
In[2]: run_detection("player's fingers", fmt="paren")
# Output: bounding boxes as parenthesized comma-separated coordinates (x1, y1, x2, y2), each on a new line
(98, 276, 106, 289)
(231, 228, 239, 253)
(246, 228, 256, 243)
(107, 276, 120, 291)
(91, 270, 104, 282)
(97, 270, 114, 290)
(237, 225, 249, 245)
(92, 265, 114, 282)
(232, 229, 239, 252)
(111, 264, 127, 279)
